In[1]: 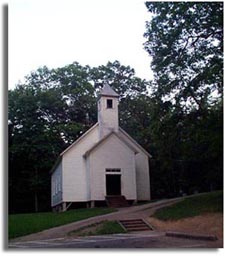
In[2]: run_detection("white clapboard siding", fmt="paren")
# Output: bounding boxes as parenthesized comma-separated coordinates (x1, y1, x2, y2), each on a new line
(89, 133, 137, 201)
(118, 128, 151, 201)
(135, 153, 151, 200)
(51, 85, 151, 207)
(62, 124, 99, 202)
(51, 161, 63, 206)
(98, 95, 119, 138)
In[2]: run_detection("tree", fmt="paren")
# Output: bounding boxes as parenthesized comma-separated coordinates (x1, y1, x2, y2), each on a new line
(90, 61, 149, 98)
(143, 2, 223, 198)
(8, 63, 96, 213)
(8, 86, 66, 212)
(8, 61, 151, 213)
(144, 2, 223, 111)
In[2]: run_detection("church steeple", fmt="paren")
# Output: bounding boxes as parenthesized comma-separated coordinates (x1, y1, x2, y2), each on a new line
(97, 85, 119, 139)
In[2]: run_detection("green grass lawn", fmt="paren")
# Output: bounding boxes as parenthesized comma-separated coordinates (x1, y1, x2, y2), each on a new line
(153, 190, 223, 221)
(92, 220, 125, 235)
(8, 207, 116, 239)
(69, 220, 126, 237)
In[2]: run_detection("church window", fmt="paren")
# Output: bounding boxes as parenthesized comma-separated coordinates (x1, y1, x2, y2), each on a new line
(106, 99, 113, 108)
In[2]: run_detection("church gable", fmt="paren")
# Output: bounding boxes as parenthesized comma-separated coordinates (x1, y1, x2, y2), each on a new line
(50, 84, 151, 209)
(60, 122, 99, 157)
(89, 133, 136, 166)
(118, 127, 152, 158)
(88, 132, 137, 201)
(83, 131, 138, 159)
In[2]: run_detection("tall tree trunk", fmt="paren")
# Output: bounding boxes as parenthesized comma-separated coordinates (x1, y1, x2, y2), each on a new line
(34, 191, 38, 212)
(34, 168, 39, 212)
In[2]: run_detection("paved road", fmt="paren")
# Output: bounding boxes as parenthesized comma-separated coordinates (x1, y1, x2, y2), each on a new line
(8, 232, 221, 249)
(8, 195, 222, 248)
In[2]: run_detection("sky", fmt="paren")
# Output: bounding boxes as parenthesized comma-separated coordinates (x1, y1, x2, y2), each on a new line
(9, 0, 153, 89)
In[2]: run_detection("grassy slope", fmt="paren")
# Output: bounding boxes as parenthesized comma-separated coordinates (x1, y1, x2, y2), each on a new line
(70, 220, 126, 237)
(9, 208, 116, 239)
(153, 191, 223, 221)
(93, 221, 126, 235)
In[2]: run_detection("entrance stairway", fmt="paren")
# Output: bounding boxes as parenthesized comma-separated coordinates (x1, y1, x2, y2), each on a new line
(105, 195, 129, 208)
(119, 219, 152, 232)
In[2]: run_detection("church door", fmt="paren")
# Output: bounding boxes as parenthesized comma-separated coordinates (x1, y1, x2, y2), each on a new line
(106, 174, 121, 195)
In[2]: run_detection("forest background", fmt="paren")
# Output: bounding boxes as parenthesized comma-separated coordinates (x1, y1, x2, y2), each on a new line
(8, 2, 223, 213)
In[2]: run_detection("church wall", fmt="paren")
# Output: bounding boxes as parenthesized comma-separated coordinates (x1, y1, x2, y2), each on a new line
(62, 125, 99, 202)
(135, 153, 151, 200)
(51, 161, 63, 207)
(118, 130, 151, 200)
(89, 134, 137, 201)
(51, 84, 151, 207)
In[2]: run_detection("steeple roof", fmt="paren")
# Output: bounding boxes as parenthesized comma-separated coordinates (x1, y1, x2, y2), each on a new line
(99, 84, 119, 97)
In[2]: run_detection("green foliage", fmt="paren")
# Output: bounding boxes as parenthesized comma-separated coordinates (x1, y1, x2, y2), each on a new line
(144, 2, 223, 110)
(92, 220, 125, 235)
(8, 208, 116, 239)
(90, 61, 148, 98)
(149, 101, 223, 198)
(71, 220, 126, 237)
(153, 191, 223, 221)
(8, 4, 223, 212)
(144, 2, 223, 199)
(8, 61, 150, 213)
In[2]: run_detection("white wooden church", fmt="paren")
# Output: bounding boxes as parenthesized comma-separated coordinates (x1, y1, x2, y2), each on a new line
(50, 85, 151, 211)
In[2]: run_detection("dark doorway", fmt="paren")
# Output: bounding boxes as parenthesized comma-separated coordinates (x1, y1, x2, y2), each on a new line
(106, 174, 121, 195)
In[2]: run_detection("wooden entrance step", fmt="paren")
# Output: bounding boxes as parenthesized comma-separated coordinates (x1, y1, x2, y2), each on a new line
(105, 195, 129, 208)
(118, 219, 153, 232)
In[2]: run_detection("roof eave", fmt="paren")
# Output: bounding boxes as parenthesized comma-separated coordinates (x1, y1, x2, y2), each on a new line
(119, 127, 152, 158)
(60, 122, 99, 156)
(49, 156, 62, 175)
(83, 130, 139, 159)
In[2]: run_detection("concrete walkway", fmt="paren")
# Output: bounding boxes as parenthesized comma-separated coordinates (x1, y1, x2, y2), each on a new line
(10, 198, 181, 242)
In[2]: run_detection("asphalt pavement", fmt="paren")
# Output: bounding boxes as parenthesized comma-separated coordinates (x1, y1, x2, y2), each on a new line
(9, 198, 182, 242)
(8, 195, 223, 249)
(8, 232, 222, 249)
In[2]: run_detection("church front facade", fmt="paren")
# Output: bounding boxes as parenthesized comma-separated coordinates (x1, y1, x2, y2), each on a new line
(50, 85, 151, 211)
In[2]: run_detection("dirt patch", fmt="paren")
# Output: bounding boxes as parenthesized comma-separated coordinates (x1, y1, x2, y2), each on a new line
(68, 222, 102, 236)
(68, 220, 125, 237)
(147, 213, 223, 240)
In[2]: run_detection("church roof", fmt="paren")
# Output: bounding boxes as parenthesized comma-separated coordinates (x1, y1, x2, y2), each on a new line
(50, 124, 152, 174)
(100, 84, 119, 97)
(119, 127, 152, 158)
(49, 123, 99, 174)
(60, 122, 99, 156)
